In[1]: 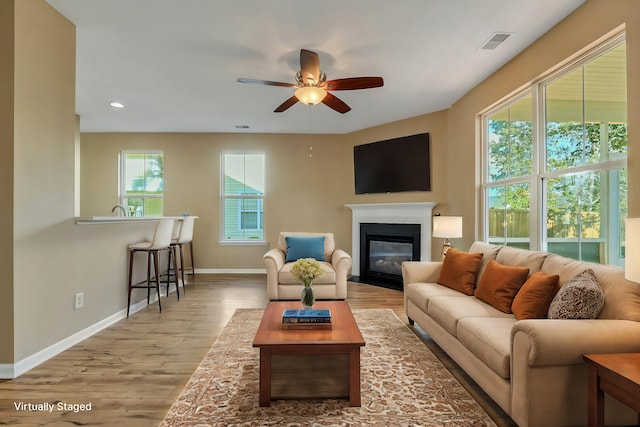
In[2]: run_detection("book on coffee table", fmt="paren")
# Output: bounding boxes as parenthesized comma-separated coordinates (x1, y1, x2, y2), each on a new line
(281, 309, 332, 329)
(282, 309, 332, 324)
(281, 322, 333, 330)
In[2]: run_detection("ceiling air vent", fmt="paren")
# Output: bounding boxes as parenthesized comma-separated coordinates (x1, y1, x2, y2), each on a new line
(480, 32, 512, 50)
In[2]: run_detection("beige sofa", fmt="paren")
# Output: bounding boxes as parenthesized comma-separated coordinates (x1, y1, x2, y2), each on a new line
(263, 232, 352, 300)
(403, 241, 640, 427)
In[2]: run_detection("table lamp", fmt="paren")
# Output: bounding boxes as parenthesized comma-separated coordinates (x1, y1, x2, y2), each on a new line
(625, 218, 640, 284)
(433, 215, 463, 260)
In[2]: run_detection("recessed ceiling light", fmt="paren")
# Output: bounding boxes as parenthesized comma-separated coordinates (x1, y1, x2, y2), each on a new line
(109, 102, 124, 108)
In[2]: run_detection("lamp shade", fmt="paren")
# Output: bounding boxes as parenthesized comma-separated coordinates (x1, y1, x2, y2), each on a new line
(433, 216, 463, 239)
(625, 218, 640, 283)
(294, 86, 327, 105)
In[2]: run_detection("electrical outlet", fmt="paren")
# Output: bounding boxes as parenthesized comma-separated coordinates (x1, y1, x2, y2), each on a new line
(74, 292, 84, 310)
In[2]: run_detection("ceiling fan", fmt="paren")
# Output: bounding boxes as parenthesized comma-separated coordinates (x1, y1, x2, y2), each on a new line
(237, 49, 384, 114)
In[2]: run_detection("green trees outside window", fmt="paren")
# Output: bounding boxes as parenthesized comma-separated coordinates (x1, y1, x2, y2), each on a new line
(483, 37, 627, 265)
(120, 152, 164, 217)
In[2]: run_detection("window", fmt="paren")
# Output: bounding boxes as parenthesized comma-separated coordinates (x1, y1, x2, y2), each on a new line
(221, 152, 265, 242)
(119, 151, 164, 217)
(482, 35, 627, 266)
(486, 93, 533, 249)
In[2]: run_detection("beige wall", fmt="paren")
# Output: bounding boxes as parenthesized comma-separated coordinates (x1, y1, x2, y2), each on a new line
(5, 0, 162, 367)
(0, 1, 15, 365)
(11, 0, 76, 360)
(81, 110, 447, 268)
(446, 0, 640, 250)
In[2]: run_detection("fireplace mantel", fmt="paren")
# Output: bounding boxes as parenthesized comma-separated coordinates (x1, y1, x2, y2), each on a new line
(345, 202, 437, 276)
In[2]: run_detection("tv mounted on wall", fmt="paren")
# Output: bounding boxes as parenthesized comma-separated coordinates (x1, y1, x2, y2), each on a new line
(353, 133, 431, 194)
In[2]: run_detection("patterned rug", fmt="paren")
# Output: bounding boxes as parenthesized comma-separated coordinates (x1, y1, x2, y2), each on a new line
(161, 309, 497, 427)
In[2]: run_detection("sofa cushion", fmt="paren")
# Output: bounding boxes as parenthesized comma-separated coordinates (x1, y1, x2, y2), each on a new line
(285, 236, 325, 262)
(278, 261, 335, 284)
(437, 249, 483, 295)
(405, 282, 469, 313)
(542, 254, 640, 321)
(512, 272, 560, 320)
(427, 295, 513, 337)
(457, 317, 515, 379)
(495, 246, 548, 276)
(548, 269, 604, 319)
(469, 241, 503, 286)
(475, 261, 529, 313)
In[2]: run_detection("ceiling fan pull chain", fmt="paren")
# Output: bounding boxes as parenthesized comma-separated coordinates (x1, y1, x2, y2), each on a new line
(308, 107, 313, 158)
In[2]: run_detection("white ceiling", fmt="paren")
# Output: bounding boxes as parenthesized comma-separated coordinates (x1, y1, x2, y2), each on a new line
(45, 0, 585, 134)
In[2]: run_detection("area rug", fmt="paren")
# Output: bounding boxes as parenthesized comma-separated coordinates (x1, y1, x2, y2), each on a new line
(160, 309, 497, 427)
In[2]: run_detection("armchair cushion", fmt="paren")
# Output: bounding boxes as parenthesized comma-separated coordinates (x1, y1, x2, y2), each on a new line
(285, 236, 325, 262)
(278, 261, 336, 284)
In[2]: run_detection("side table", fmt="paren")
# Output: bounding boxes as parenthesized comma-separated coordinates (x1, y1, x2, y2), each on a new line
(583, 353, 640, 427)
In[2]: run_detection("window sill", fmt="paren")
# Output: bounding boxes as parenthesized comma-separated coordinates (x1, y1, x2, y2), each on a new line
(218, 240, 268, 246)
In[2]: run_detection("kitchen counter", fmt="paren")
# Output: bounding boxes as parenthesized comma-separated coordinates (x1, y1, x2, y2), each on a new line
(75, 216, 197, 225)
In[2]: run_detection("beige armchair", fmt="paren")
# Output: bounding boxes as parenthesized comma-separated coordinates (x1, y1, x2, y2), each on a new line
(263, 232, 352, 300)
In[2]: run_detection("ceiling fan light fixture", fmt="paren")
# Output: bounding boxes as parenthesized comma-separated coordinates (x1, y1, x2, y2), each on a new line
(294, 86, 327, 105)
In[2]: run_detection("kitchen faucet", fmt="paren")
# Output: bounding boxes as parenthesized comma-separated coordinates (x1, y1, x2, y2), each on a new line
(111, 205, 126, 217)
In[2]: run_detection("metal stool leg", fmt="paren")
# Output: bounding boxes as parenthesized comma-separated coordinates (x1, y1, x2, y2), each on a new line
(167, 246, 179, 300)
(177, 243, 186, 292)
(188, 241, 195, 278)
(152, 249, 162, 312)
(127, 249, 135, 317)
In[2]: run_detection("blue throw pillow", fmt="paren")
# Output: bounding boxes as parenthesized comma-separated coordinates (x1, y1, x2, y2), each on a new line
(285, 236, 325, 262)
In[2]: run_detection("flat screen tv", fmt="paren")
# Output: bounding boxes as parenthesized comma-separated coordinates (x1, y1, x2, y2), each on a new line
(354, 133, 430, 194)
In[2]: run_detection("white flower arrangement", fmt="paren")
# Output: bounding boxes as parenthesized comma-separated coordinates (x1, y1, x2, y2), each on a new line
(290, 257, 324, 287)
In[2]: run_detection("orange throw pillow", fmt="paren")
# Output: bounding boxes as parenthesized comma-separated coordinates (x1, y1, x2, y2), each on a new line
(437, 249, 483, 295)
(475, 260, 529, 313)
(513, 272, 560, 320)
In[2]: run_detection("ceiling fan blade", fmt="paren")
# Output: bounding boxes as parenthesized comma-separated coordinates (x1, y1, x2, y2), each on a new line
(274, 95, 299, 113)
(299, 49, 320, 84)
(324, 77, 384, 91)
(237, 77, 297, 88)
(322, 92, 351, 114)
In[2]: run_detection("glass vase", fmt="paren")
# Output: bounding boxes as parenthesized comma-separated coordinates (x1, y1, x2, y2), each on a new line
(301, 284, 315, 309)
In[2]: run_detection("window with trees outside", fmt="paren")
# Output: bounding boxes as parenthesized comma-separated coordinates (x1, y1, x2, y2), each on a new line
(119, 151, 164, 217)
(482, 35, 627, 266)
(221, 152, 265, 242)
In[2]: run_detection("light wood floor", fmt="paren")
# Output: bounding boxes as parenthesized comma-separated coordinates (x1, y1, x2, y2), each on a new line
(0, 274, 516, 426)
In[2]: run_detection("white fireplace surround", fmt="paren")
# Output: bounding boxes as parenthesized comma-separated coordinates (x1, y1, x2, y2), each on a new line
(345, 202, 437, 276)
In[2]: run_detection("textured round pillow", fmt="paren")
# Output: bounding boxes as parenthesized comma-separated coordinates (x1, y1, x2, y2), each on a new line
(547, 269, 604, 319)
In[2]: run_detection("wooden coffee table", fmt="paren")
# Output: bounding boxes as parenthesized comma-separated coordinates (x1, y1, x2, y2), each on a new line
(252, 301, 365, 407)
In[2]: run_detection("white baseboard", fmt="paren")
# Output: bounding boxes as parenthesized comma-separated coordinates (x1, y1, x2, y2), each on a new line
(1, 275, 260, 379)
(0, 284, 183, 379)
(194, 268, 266, 274)
(4, 309, 125, 379)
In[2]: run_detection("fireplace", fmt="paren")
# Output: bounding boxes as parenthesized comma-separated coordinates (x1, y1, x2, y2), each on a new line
(346, 202, 437, 291)
(359, 223, 420, 290)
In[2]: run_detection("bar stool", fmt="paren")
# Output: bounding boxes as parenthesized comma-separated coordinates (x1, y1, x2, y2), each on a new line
(127, 219, 179, 317)
(171, 216, 195, 292)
